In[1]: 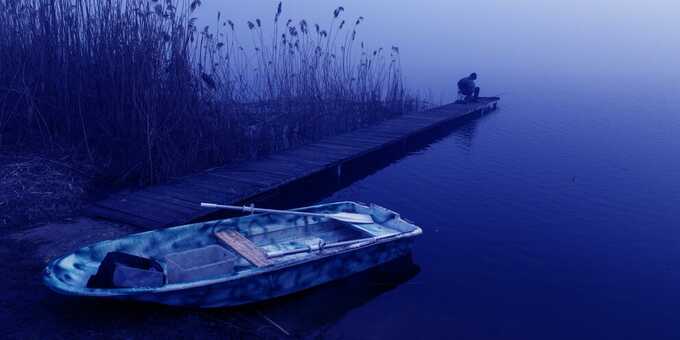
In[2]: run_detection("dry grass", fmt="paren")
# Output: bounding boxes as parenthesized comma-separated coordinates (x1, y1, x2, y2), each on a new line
(0, 153, 90, 228)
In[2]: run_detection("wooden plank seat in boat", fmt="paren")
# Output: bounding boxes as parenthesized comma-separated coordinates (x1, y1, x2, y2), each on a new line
(214, 230, 272, 267)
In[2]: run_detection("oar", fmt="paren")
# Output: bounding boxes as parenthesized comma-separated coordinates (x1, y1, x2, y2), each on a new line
(200, 203, 375, 224)
(266, 233, 397, 258)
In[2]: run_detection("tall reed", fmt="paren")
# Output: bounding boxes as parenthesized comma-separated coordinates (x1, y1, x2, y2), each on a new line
(0, 0, 418, 185)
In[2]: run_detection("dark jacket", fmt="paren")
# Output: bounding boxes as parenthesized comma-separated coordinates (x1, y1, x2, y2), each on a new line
(457, 77, 476, 95)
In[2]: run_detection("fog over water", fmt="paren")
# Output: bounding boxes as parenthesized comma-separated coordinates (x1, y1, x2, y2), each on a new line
(200, 0, 680, 101)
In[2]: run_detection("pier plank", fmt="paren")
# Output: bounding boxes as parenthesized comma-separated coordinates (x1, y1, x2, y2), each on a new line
(86, 204, 163, 227)
(125, 191, 203, 212)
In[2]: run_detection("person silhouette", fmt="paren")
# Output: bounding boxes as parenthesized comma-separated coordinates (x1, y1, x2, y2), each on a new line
(457, 72, 480, 102)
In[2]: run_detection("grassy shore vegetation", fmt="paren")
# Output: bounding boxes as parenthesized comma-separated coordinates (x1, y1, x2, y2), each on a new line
(1, 0, 416, 183)
(0, 0, 418, 226)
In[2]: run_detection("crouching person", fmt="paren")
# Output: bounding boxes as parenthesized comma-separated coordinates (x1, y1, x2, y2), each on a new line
(457, 72, 480, 103)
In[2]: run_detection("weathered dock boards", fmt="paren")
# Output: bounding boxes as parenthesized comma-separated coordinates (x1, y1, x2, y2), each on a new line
(84, 98, 499, 227)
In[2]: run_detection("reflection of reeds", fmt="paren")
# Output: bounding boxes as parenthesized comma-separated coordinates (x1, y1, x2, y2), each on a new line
(0, 0, 419, 185)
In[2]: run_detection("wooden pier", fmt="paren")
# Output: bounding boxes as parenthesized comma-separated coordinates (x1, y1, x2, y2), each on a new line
(85, 98, 500, 227)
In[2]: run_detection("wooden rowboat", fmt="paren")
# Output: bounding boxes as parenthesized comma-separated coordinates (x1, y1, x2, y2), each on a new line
(43, 202, 422, 308)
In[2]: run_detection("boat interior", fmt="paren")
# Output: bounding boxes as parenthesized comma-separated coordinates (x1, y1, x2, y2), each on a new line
(46, 202, 416, 291)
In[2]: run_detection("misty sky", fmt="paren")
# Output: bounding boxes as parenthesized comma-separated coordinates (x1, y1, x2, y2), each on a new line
(199, 0, 679, 100)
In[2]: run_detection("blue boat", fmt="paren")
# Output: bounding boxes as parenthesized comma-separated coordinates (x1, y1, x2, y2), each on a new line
(43, 202, 422, 308)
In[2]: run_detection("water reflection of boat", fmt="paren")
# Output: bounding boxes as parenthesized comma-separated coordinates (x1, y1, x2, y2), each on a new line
(247, 255, 421, 338)
(44, 202, 421, 307)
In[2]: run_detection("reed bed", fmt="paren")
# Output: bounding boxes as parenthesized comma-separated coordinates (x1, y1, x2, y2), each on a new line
(0, 0, 418, 185)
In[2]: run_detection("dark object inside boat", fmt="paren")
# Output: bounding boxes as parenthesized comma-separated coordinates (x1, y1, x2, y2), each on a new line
(87, 252, 165, 289)
(88, 246, 238, 288)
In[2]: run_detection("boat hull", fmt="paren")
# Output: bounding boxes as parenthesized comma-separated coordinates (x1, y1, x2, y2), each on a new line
(114, 237, 415, 308)
(43, 201, 422, 308)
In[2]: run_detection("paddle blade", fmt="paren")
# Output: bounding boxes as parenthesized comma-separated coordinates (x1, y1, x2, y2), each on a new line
(328, 212, 374, 224)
